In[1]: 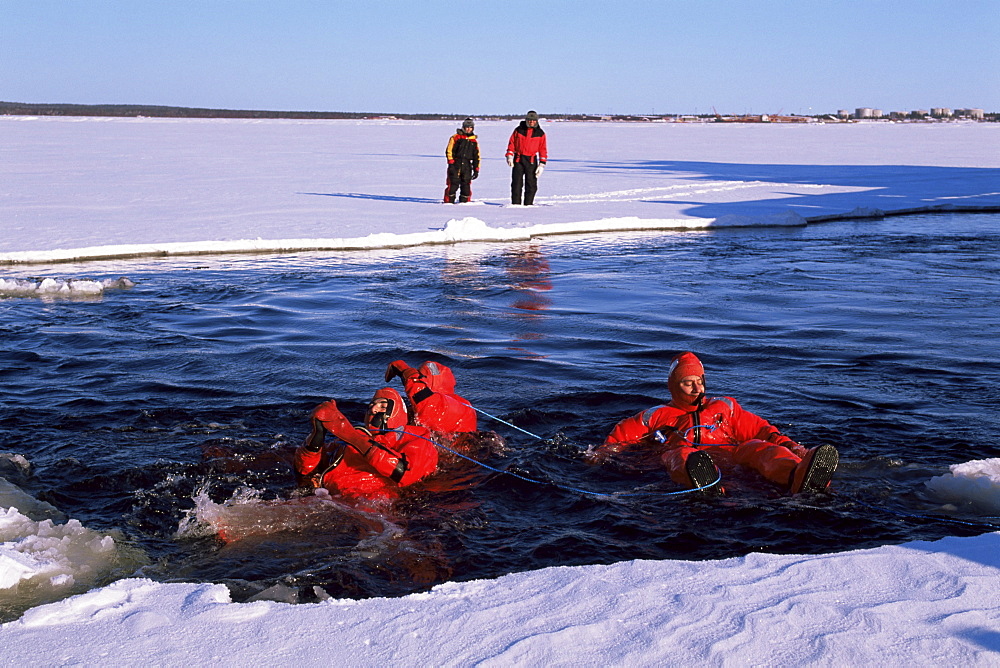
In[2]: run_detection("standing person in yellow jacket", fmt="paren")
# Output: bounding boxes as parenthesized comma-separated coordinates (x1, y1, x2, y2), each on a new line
(444, 117, 480, 203)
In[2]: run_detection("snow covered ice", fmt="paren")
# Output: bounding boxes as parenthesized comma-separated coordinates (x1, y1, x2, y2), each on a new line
(2, 116, 998, 263)
(2, 116, 1000, 664)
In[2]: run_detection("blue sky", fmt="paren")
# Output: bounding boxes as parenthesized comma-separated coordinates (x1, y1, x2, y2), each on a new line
(2, 0, 997, 115)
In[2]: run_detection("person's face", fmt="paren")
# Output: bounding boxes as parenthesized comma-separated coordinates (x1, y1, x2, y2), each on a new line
(366, 397, 391, 429)
(464, 126, 474, 134)
(676, 375, 705, 401)
(526, 119, 537, 128)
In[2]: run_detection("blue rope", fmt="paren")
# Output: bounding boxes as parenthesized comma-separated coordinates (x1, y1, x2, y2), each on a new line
(656, 422, 725, 447)
(401, 429, 721, 498)
(469, 405, 544, 441)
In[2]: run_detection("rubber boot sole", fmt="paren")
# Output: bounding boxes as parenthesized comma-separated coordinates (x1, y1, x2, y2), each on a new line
(686, 450, 722, 495)
(793, 444, 839, 494)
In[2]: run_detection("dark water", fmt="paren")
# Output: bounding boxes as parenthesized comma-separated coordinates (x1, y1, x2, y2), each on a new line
(2, 211, 999, 605)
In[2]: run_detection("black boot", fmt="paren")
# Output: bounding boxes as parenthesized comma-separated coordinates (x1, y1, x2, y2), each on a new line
(790, 444, 839, 494)
(685, 450, 722, 495)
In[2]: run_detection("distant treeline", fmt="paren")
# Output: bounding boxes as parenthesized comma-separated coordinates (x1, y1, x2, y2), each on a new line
(6, 102, 992, 123)
(0, 101, 463, 120)
(0, 101, 681, 122)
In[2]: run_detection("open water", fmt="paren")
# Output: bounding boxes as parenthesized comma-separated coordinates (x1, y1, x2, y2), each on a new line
(2, 211, 999, 607)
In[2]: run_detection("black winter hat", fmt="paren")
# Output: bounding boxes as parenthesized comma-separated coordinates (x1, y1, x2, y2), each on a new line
(462, 117, 475, 130)
(525, 110, 539, 121)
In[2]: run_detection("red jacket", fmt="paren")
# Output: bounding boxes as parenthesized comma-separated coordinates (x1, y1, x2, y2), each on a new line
(295, 398, 438, 500)
(505, 122, 547, 164)
(386, 360, 477, 434)
(603, 396, 798, 454)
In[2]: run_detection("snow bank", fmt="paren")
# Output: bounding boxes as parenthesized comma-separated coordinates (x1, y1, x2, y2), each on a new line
(0, 504, 147, 622)
(0, 214, 809, 265)
(2, 531, 998, 665)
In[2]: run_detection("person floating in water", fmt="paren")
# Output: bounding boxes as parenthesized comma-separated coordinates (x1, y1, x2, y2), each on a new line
(295, 387, 438, 501)
(385, 359, 476, 436)
(384, 358, 508, 464)
(590, 351, 838, 494)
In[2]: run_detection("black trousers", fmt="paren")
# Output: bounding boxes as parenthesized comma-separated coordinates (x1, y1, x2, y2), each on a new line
(445, 162, 474, 203)
(511, 156, 539, 205)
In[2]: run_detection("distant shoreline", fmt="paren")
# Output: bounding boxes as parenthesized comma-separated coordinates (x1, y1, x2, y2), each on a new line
(2, 101, 995, 123)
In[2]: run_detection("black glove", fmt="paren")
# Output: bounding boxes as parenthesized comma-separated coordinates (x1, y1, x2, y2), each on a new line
(472, 169, 479, 180)
(303, 418, 325, 452)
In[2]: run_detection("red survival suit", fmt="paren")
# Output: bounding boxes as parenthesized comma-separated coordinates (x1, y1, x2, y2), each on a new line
(385, 360, 477, 437)
(598, 352, 809, 489)
(294, 387, 438, 501)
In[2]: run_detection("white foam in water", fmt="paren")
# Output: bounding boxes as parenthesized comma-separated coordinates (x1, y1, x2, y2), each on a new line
(177, 487, 399, 544)
(926, 458, 1000, 515)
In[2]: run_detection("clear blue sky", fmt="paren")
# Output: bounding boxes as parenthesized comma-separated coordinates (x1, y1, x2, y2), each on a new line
(2, 0, 997, 115)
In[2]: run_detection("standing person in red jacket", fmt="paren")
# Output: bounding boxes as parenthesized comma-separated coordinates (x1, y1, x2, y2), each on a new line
(295, 387, 438, 502)
(505, 110, 547, 205)
(590, 352, 838, 494)
(385, 359, 478, 448)
(444, 117, 480, 203)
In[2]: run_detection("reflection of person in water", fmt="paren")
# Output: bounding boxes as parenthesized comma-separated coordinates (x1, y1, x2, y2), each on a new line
(590, 351, 839, 495)
(504, 245, 552, 315)
(295, 387, 438, 501)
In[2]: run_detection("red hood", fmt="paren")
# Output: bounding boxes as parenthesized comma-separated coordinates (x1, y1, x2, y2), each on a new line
(418, 361, 457, 394)
(367, 387, 409, 430)
(667, 351, 705, 408)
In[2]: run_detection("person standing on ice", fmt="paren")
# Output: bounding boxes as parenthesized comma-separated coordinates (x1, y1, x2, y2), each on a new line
(385, 359, 477, 447)
(589, 351, 839, 495)
(505, 110, 547, 205)
(295, 387, 438, 501)
(444, 117, 480, 203)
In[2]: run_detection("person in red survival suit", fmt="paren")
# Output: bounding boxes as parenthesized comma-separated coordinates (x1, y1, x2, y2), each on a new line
(505, 110, 547, 206)
(590, 352, 838, 494)
(294, 387, 438, 502)
(384, 359, 477, 446)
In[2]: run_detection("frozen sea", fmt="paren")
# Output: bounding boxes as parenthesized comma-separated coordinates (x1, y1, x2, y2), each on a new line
(1, 116, 1000, 665)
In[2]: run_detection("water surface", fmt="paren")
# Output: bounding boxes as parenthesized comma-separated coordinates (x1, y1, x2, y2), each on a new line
(2, 211, 998, 606)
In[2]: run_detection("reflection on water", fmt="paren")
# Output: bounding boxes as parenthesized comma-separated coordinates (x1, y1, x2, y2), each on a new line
(1, 212, 1000, 610)
(504, 244, 553, 315)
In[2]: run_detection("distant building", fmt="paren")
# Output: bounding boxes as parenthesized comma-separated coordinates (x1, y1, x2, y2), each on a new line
(837, 109, 851, 119)
(872, 109, 884, 118)
(855, 107, 874, 119)
(956, 108, 985, 120)
(911, 109, 929, 119)
(889, 111, 907, 120)
(931, 108, 952, 118)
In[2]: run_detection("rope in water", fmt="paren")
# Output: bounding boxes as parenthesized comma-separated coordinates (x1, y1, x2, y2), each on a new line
(469, 405, 545, 441)
(460, 407, 1000, 527)
(403, 429, 721, 498)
